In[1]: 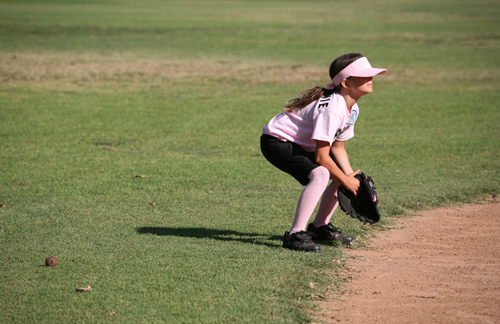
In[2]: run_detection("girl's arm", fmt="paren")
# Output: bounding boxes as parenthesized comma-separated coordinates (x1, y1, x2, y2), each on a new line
(330, 140, 354, 175)
(315, 140, 360, 195)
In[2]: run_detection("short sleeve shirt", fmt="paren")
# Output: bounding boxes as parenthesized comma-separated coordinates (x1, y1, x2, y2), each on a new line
(262, 92, 359, 152)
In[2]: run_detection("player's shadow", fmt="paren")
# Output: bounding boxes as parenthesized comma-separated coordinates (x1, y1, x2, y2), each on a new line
(135, 227, 283, 249)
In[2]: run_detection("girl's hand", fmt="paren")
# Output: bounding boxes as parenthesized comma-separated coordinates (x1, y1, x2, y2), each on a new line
(343, 170, 360, 196)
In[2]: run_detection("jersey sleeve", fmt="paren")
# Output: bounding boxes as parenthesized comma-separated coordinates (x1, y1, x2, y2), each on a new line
(311, 106, 343, 146)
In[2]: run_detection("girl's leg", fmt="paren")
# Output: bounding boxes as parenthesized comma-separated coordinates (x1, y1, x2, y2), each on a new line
(307, 179, 354, 245)
(289, 166, 330, 234)
(312, 180, 341, 227)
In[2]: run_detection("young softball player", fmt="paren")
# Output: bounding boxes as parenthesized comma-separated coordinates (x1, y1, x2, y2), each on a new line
(260, 53, 386, 252)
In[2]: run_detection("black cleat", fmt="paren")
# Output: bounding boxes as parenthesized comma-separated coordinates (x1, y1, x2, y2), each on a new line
(283, 231, 321, 252)
(307, 223, 354, 245)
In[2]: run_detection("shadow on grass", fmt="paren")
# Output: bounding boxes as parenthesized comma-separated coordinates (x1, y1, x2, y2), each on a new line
(135, 227, 283, 248)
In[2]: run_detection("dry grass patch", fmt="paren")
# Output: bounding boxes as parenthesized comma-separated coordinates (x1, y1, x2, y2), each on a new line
(0, 52, 326, 89)
(1, 52, 498, 91)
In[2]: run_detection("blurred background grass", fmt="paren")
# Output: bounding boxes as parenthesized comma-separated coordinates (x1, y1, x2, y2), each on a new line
(1, 0, 499, 323)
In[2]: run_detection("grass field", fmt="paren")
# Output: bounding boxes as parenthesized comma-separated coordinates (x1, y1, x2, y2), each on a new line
(1, 0, 499, 323)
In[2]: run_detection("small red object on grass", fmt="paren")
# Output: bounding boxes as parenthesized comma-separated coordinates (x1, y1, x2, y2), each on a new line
(45, 256, 58, 267)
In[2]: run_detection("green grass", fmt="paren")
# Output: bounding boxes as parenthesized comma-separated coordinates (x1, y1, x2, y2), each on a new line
(1, 0, 499, 323)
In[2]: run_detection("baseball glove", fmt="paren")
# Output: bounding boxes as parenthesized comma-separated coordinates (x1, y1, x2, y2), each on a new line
(338, 172, 380, 224)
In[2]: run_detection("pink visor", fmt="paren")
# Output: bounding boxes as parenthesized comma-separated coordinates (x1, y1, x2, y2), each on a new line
(326, 57, 387, 89)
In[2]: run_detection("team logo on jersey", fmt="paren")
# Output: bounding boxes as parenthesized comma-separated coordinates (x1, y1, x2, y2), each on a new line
(346, 109, 358, 126)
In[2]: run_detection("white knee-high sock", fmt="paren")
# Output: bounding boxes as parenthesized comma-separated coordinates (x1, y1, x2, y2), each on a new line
(289, 167, 330, 234)
(312, 180, 341, 227)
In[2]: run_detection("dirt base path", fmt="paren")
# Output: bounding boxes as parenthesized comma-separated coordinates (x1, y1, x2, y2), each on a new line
(317, 202, 500, 324)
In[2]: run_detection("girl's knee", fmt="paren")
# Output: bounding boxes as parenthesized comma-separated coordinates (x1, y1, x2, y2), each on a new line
(309, 166, 330, 184)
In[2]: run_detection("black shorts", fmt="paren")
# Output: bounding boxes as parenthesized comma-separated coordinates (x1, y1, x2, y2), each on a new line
(260, 134, 320, 186)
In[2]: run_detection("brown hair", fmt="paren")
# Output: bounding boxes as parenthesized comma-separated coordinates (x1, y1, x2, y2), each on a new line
(284, 53, 364, 112)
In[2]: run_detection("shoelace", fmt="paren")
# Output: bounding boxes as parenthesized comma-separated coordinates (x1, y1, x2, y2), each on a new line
(326, 223, 343, 234)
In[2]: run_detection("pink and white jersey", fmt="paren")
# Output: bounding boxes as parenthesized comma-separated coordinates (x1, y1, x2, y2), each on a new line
(262, 92, 359, 152)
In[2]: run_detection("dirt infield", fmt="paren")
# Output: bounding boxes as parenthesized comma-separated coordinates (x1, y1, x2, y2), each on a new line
(316, 201, 500, 324)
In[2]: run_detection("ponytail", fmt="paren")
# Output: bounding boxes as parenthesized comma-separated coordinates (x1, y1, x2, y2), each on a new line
(283, 87, 335, 112)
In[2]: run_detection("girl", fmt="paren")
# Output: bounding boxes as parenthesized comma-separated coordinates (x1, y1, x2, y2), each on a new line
(260, 53, 386, 252)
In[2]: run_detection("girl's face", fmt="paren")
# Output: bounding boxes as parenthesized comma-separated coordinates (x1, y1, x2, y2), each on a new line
(346, 76, 374, 97)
